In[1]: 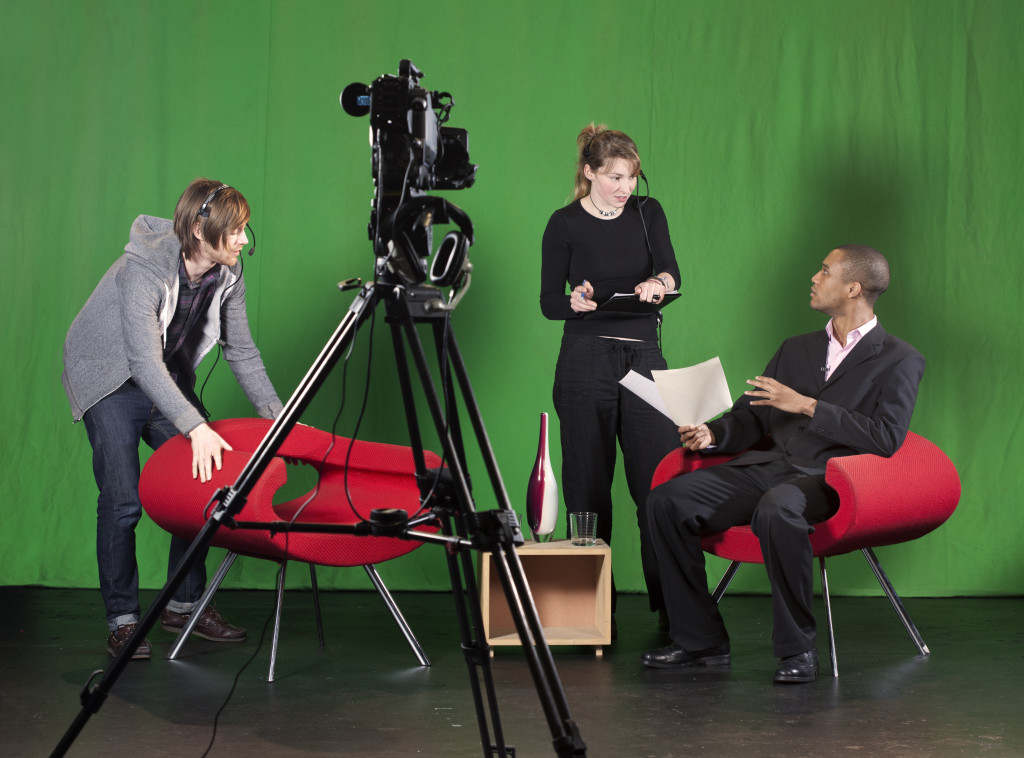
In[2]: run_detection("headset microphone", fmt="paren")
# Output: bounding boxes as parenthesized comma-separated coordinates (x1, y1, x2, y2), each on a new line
(246, 222, 256, 256)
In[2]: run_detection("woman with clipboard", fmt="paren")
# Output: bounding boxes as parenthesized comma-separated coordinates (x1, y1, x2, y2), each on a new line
(540, 124, 681, 627)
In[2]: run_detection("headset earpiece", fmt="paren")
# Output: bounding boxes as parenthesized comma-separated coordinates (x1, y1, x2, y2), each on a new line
(387, 196, 474, 287)
(430, 231, 469, 287)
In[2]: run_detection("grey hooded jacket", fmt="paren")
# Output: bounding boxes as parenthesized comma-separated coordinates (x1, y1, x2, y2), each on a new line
(61, 215, 283, 434)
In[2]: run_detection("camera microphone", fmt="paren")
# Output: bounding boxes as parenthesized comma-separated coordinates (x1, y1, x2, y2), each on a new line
(341, 83, 370, 117)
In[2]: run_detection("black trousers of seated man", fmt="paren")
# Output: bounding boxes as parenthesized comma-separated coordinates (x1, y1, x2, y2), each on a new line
(647, 458, 839, 659)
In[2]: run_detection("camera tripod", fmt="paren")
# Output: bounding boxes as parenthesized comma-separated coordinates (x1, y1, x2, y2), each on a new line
(52, 271, 588, 758)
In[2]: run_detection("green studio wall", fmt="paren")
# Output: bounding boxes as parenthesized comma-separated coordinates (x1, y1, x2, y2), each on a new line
(2, 0, 1021, 601)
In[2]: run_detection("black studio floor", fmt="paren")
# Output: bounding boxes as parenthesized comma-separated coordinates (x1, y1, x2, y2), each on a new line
(3, 585, 1023, 757)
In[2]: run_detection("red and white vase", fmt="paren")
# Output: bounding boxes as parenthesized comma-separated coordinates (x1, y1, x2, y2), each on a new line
(526, 412, 558, 540)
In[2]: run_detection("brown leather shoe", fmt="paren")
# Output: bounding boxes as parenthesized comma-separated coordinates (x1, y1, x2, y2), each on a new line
(107, 623, 152, 660)
(161, 606, 246, 643)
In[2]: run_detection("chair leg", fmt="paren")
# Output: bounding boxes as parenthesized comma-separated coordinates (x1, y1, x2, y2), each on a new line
(309, 564, 325, 648)
(862, 547, 930, 656)
(818, 556, 839, 678)
(268, 561, 288, 683)
(711, 560, 742, 603)
(167, 551, 238, 660)
(364, 564, 430, 667)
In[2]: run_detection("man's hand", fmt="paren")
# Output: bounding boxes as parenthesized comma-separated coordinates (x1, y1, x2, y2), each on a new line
(188, 423, 234, 483)
(679, 423, 715, 451)
(745, 376, 818, 417)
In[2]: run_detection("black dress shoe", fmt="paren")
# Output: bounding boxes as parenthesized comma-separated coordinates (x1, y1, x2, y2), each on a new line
(773, 649, 818, 683)
(641, 642, 730, 669)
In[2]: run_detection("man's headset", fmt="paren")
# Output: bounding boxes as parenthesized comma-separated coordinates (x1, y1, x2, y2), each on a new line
(198, 184, 257, 257)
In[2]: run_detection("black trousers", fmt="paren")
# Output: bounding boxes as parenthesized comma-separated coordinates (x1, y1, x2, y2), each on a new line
(553, 334, 680, 612)
(647, 457, 839, 657)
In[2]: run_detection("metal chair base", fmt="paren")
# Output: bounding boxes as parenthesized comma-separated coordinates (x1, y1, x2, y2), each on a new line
(711, 547, 931, 677)
(166, 551, 430, 681)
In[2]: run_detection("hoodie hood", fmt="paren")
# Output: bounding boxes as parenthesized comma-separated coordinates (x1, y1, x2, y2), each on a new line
(125, 215, 180, 276)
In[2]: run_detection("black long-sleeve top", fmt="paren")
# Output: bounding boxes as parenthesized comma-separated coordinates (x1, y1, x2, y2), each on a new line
(540, 196, 680, 341)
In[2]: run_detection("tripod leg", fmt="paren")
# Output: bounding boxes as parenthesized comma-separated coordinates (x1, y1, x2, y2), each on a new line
(491, 544, 587, 757)
(51, 514, 227, 758)
(389, 309, 585, 757)
(443, 327, 586, 756)
(439, 326, 512, 505)
(441, 517, 512, 758)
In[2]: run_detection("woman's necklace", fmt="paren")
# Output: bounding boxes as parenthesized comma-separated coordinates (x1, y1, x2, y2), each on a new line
(589, 195, 619, 218)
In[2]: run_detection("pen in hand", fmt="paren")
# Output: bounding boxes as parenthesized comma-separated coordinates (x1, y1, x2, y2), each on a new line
(571, 279, 596, 312)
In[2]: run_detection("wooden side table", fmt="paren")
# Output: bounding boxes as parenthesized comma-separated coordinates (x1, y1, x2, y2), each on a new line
(479, 539, 612, 654)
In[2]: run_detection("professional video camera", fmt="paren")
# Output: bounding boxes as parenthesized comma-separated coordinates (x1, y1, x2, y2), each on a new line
(342, 61, 478, 286)
(342, 59, 477, 193)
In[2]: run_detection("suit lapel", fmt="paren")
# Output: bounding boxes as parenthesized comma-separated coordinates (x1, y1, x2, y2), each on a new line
(824, 324, 887, 387)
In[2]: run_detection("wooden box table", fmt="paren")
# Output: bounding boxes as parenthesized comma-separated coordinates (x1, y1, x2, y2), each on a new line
(479, 538, 612, 654)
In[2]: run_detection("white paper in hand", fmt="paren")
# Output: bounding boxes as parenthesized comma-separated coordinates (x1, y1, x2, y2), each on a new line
(618, 357, 733, 427)
(618, 370, 673, 421)
(651, 357, 733, 427)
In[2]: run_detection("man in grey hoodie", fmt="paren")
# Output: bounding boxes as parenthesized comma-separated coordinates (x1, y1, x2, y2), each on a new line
(63, 178, 284, 659)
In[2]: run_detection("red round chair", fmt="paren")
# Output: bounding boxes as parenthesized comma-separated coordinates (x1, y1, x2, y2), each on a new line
(650, 431, 961, 676)
(139, 418, 442, 680)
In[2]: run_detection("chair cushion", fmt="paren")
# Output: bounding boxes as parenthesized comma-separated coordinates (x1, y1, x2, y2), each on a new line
(650, 432, 961, 563)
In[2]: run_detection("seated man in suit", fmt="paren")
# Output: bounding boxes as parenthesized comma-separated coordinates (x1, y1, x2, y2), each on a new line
(642, 244, 925, 683)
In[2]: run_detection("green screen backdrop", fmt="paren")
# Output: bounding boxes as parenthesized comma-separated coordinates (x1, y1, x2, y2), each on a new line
(2, 0, 1021, 600)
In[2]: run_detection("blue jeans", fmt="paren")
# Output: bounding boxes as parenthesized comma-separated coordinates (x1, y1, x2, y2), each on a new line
(83, 379, 208, 631)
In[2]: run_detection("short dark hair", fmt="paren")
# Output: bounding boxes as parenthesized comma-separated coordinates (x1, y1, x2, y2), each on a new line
(173, 178, 250, 260)
(836, 244, 890, 305)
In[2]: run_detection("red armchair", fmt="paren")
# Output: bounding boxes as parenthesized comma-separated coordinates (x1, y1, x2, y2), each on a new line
(139, 418, 441, 681)
(650, 431, 961, 676)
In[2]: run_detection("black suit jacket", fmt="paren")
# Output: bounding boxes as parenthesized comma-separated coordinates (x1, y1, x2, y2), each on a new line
(707, 324, 925, 475)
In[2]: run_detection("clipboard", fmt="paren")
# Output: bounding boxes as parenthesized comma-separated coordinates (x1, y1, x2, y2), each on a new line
(587, 291, 681, 315)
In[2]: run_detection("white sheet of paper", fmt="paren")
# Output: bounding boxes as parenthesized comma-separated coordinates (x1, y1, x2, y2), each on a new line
(618, 370, 673, 421)
(619, 356, 734, 427)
